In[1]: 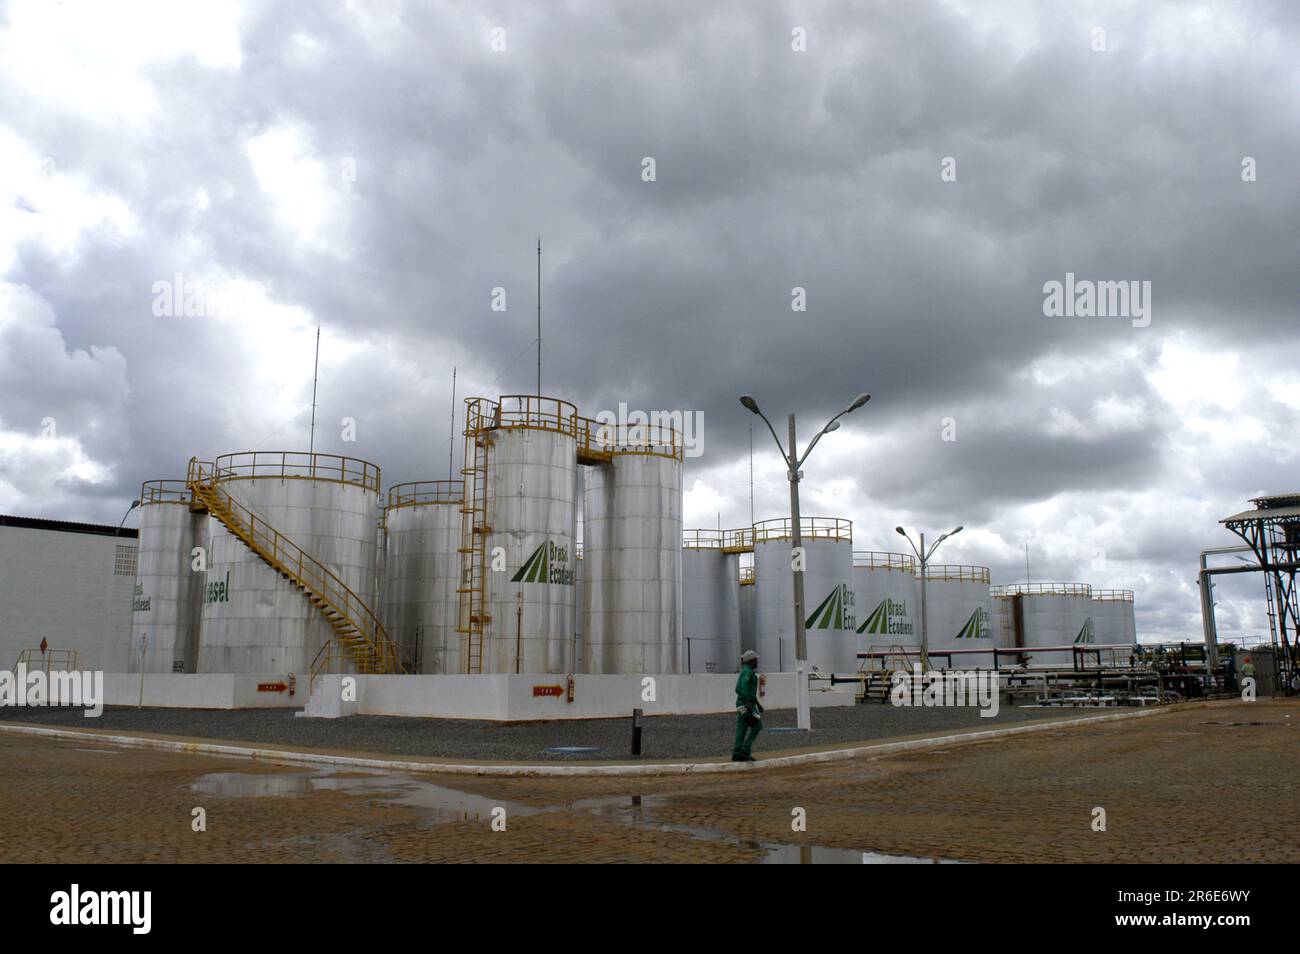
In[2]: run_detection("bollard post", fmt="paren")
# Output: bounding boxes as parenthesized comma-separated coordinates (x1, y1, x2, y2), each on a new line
(631, 707, 643, 757)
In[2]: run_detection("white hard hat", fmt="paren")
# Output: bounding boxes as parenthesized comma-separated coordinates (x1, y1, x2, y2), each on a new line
(741, 650, 758, 662)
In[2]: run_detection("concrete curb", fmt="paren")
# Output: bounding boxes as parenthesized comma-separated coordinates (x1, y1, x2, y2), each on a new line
(0, 703, 1198, 777)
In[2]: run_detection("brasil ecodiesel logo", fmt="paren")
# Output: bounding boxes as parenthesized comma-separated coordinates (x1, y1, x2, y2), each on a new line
(805, 584, 855, 630)
(510, 540, 574, 586)
(857, 598, 913, 637)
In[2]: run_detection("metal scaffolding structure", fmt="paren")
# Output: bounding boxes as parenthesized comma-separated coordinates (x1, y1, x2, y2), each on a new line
(1221, 493, 1300, 689)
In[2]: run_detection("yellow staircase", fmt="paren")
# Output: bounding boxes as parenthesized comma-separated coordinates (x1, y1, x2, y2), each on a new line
(186, 458, 404, 678)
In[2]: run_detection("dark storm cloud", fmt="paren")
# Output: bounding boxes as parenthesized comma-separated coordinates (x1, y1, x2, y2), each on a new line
(2, 0, 1297, 640)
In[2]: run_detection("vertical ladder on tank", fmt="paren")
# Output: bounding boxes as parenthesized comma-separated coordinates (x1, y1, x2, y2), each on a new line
(457, 400, 492, 674)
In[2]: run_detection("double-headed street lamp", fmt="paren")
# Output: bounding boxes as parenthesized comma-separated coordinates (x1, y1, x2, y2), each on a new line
(740, 391, 871, 730)
(895, 525, 963, 672)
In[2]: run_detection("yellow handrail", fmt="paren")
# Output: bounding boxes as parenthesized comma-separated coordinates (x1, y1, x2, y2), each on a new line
(188, 458, 401, 675)
(212, 451, 382, 493)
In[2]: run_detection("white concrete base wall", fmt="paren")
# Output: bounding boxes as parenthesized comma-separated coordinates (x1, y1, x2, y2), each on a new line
(98, 672, 303, 709)
(62, 670, 852, 720)
(298, 670, 855, 720)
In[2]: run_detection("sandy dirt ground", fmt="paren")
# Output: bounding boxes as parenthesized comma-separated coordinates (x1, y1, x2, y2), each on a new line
(2, 699, 1295, 863)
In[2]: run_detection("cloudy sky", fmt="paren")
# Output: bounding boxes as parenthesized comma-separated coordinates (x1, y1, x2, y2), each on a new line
(1, 0, 1296, 643)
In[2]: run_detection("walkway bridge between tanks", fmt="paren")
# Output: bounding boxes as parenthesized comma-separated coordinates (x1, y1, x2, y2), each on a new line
(186, 457, 406, 683)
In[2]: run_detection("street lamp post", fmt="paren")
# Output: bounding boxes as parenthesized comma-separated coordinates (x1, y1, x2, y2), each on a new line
(896, 525, 963, 672)
(741, 391, 870, 730)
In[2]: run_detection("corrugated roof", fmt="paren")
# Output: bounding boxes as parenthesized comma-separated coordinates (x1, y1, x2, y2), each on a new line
(0, 513, 138, 539)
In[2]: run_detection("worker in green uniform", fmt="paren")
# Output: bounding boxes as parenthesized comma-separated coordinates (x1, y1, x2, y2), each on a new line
(732, 650, 763, 762)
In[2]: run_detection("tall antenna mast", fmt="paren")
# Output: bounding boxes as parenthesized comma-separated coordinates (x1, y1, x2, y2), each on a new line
(309, 324, 321, 453)
(448, 366, 457, 481)
(1025, 543, 1030, 585)
(536, 236, 542, 397)
(748, 423, 755, 526)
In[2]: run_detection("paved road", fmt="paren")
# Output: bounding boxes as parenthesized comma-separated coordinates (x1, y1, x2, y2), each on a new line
(2, 699, 1296, 863)
(0, 699, 1082, 761)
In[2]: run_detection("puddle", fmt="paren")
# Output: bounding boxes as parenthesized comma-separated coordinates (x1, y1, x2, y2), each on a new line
(571, 794, 966, 864)
(189, 771, 966, 863)
(189, 770, 543, 824)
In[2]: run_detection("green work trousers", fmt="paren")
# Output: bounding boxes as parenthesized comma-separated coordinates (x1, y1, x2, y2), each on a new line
(733, 710, 762, 757)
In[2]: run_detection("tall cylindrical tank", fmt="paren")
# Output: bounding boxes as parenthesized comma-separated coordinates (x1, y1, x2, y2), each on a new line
(852, 551, 918, 670)
(463, 396, 578, 674)
(197, 451, 383, 674)
(989, 591, 1016, 665)
(384, 480, 463, 674)
(582, 422, 683, 674)
(739, 566, 756, 657)
(682, 529, 741, 674)
(1005, 582, 1094, 668)
(1090, 589, 1136, 663)
(922, 565, 994, 668)
(130, 480, 204, 673)
(754, 517, 854, 673)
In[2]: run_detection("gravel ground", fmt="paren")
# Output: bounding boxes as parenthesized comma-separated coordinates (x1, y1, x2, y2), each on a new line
(0, 699, 1088, 761)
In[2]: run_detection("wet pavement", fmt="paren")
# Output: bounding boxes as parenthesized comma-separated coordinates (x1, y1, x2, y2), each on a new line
(2, 699, 1295, 863)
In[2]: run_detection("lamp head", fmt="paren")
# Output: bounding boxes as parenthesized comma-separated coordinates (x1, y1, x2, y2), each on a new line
(824, 420, 841, 433)
(739, 395, 760, 415)
(895, 526, 906, 536)
(848, 393, 871, 412)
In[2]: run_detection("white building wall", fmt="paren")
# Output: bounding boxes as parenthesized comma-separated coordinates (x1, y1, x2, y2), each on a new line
(0, 519, 137, 671)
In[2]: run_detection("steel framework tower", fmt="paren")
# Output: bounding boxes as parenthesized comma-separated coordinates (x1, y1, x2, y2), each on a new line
(1222, 493, 1300, 690)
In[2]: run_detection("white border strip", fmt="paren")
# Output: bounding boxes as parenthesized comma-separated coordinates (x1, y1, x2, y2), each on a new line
(0, 704, 1188, 778)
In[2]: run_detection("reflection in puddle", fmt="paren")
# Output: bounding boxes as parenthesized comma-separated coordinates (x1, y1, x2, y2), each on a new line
(189, 771, 964, 863)
(189, 770, 542, 824)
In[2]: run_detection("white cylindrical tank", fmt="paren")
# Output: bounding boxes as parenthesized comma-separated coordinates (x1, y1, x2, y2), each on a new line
(1007, 583, 1094, 668)
(583, 428, 683, 674)
(754, 517, 854, 673)
(989, 590, 1016, 665)
(464, 396, 578, 674)
(922, 565, 994, 668)
(1090, 589, 1136, 664)
(739, 570, 756, 657)
(682, 529, 741, 674)
(130, 480, 204, 673)
(852, 551, 918, 670)
(384, 480, 463, 674)
(198, 452, 383, 674)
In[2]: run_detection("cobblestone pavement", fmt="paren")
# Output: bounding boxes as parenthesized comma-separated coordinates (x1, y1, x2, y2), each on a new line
(2, 699, 1295, 863)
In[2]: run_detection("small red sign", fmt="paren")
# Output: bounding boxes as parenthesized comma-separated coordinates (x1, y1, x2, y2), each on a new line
(533, 684, 564, 697)
(257, 682, 288, 693)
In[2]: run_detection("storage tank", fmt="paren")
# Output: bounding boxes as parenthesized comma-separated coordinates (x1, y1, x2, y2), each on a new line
(582, 420, 683, 674)
(989, 590, 1017, 667)
(384, 480, 463, 673)
(739, 565, 756, 657)
(922, 565, 994, 668)
(460, 396, 578, 674)
(196, 452, 385, 674)
(754, 517, 854, 673)
(1090, 589, 1136, 664)
(1005, 582, 1094, 668)
(852, 551, 918, 670)
(130, 479, 204, 673)
(682, 529, 741, 673)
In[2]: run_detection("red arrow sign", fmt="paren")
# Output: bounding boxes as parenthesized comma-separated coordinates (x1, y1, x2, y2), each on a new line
(257, 682, 288, 693)
(532, 684, 564, 697)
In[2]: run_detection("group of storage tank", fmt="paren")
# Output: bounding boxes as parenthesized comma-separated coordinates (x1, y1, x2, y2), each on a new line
(131, 452, 384, 674)
(128, 399, 1137, 678)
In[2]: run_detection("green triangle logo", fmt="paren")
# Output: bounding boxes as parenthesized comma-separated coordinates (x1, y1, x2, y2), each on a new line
(1074, 617, 1094, 644)
(956, 608, 984, 639)
(806, 585, 847, 630)
(857, 599, 889, 635)
(511, 542, 549, 583)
